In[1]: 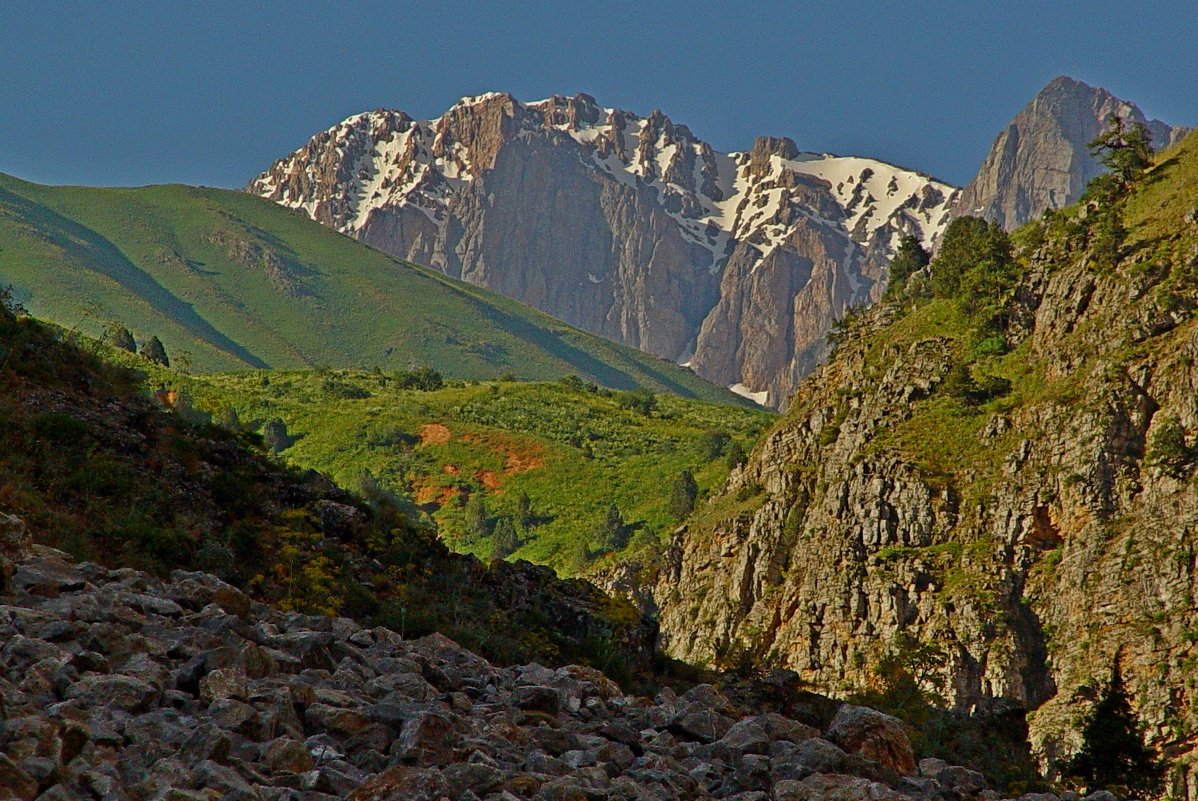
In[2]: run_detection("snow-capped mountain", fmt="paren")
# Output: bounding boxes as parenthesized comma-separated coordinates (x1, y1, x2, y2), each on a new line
(250, 92, 958, 407)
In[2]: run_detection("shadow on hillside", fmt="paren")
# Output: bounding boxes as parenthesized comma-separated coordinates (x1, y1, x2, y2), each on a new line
(433, 273, 699, 398)
(0, 186, 268, 369)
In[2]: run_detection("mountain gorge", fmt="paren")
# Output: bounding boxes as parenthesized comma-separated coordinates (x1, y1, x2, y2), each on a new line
(650, 129, 1198, 795)
(249, 93, 957, 408)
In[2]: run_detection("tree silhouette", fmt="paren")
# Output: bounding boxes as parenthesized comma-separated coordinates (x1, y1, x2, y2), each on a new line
(668, 470, 698, 521)
(1066, 665, 1164, 797)
(141, 335, 169, 367)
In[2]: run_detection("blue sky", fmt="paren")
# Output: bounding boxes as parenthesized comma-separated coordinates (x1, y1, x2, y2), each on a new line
(2, 1, 1194, 189)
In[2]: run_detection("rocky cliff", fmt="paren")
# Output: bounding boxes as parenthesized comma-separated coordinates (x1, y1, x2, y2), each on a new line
(654, 132, 1198, 796)
(951, 76, 1186, 230)
(249, 93, 956, 408)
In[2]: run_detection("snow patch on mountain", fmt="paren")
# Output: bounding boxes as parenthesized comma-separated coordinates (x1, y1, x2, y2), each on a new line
(250, 93, 959, 278)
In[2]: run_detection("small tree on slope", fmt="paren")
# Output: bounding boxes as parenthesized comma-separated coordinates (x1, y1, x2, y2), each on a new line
(1065, 665, 1164, 797)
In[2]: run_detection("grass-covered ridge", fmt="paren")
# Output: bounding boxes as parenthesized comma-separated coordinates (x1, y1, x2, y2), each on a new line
(0, 173, 749, 406)
(0, 299, 665, 679)
(112, 359, 772, 577)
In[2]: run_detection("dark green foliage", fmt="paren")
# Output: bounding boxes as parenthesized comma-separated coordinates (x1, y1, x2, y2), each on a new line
(393, 367, 444, 391)
(213, 406, 241, 432)
(668, 469, 699, 522)
(489, 517, 520, 561)
(725, 440, 748, 470)
(260, 418, 291, 453)
(464, 493, 490, 541)
(1089, 115, 1154, 190)
(941, 363, 1012, 407)
(1065, 667, 1165, 797)
(931, 217, 1017, 321)
(699, 429, 732, 460)
(1078, 116, 1153, 270)
(887, 234, 932, 294)
(1148, 415, 1192, 476)
(103, 323, 136, 353)
(368, 426, 418, 450)
(599, 503, 628, 552)
(322, 378, 371, 399)
(0, 285, 27, 317)
(618, 387, 658, 416)
(141, 335, 169, 367)
(515, 491, 533, 529)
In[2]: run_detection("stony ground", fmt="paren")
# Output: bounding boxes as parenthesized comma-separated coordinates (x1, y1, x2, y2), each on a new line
(2, 525, 1113, 801)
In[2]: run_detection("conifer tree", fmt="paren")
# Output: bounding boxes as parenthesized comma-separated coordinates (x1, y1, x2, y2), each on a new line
(464, 493, 490, 542)
(888, 235, 931, 289)
(489, 517, 520, 562)
(1088, 115, 1154, 190)
(668, 469, 699, 521)
(599, 503, 627, 552)
(261, 418, 290, 454)
(1066, 666, 1164, 797)
(141, 335, 169, 367)
(104, 323, 136, 353)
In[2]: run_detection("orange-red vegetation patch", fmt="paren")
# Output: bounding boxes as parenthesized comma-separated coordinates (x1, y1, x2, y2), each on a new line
(442, 464, 459, 475)
(477, 469, 501, 490)
(418, 423, 451, 445)
(459, 432, 546, 476)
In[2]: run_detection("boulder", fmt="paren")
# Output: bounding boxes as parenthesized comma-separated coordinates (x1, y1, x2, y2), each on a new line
(826, 705, 916, 776)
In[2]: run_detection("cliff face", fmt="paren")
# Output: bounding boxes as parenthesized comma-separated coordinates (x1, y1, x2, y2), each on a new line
(250, 93, 957, 408)
(951, 76, 1187, 230)
(654, 133, 1198, 795)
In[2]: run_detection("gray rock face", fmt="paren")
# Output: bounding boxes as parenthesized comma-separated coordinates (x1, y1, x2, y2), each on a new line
(951, 76, 1187, 230)
(1, 542, 1023, 800)
(652, 176, 1198, 795)
(249, 93, 957, 408)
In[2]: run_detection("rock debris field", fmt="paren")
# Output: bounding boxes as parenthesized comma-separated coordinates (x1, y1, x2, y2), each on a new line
(1, 528, 1115, 801)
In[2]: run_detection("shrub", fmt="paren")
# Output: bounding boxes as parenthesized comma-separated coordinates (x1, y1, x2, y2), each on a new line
(1148, 415, 1191, 476)
(261, 418, 292, 453)
(618, 388, 657, 416)
(725, 440, 748, 470)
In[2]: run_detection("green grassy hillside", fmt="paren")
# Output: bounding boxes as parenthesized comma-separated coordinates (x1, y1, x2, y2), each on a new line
(0, 173, 747, 406)
(114, 359, 772, 577)
(0, 300, 664, 677)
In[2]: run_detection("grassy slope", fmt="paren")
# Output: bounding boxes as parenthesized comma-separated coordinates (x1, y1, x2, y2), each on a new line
(0, 173, 749, 406)
(0, 306, 667, 677)
(118, 360, 772, 577)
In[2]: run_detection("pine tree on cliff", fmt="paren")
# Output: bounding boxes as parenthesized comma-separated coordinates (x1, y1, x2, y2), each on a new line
(1088, 115, 1153, 191)
(1066, 665, 1164, 797)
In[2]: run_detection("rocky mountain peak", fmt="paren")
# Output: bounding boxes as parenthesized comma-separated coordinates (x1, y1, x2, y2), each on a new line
(951, 75, 1186, 229)
(249, 93, 958, 408)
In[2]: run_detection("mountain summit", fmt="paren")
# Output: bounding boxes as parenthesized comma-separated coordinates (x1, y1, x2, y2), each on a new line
(951, 75, 1186, 229)
(250, 93, 957, 408)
